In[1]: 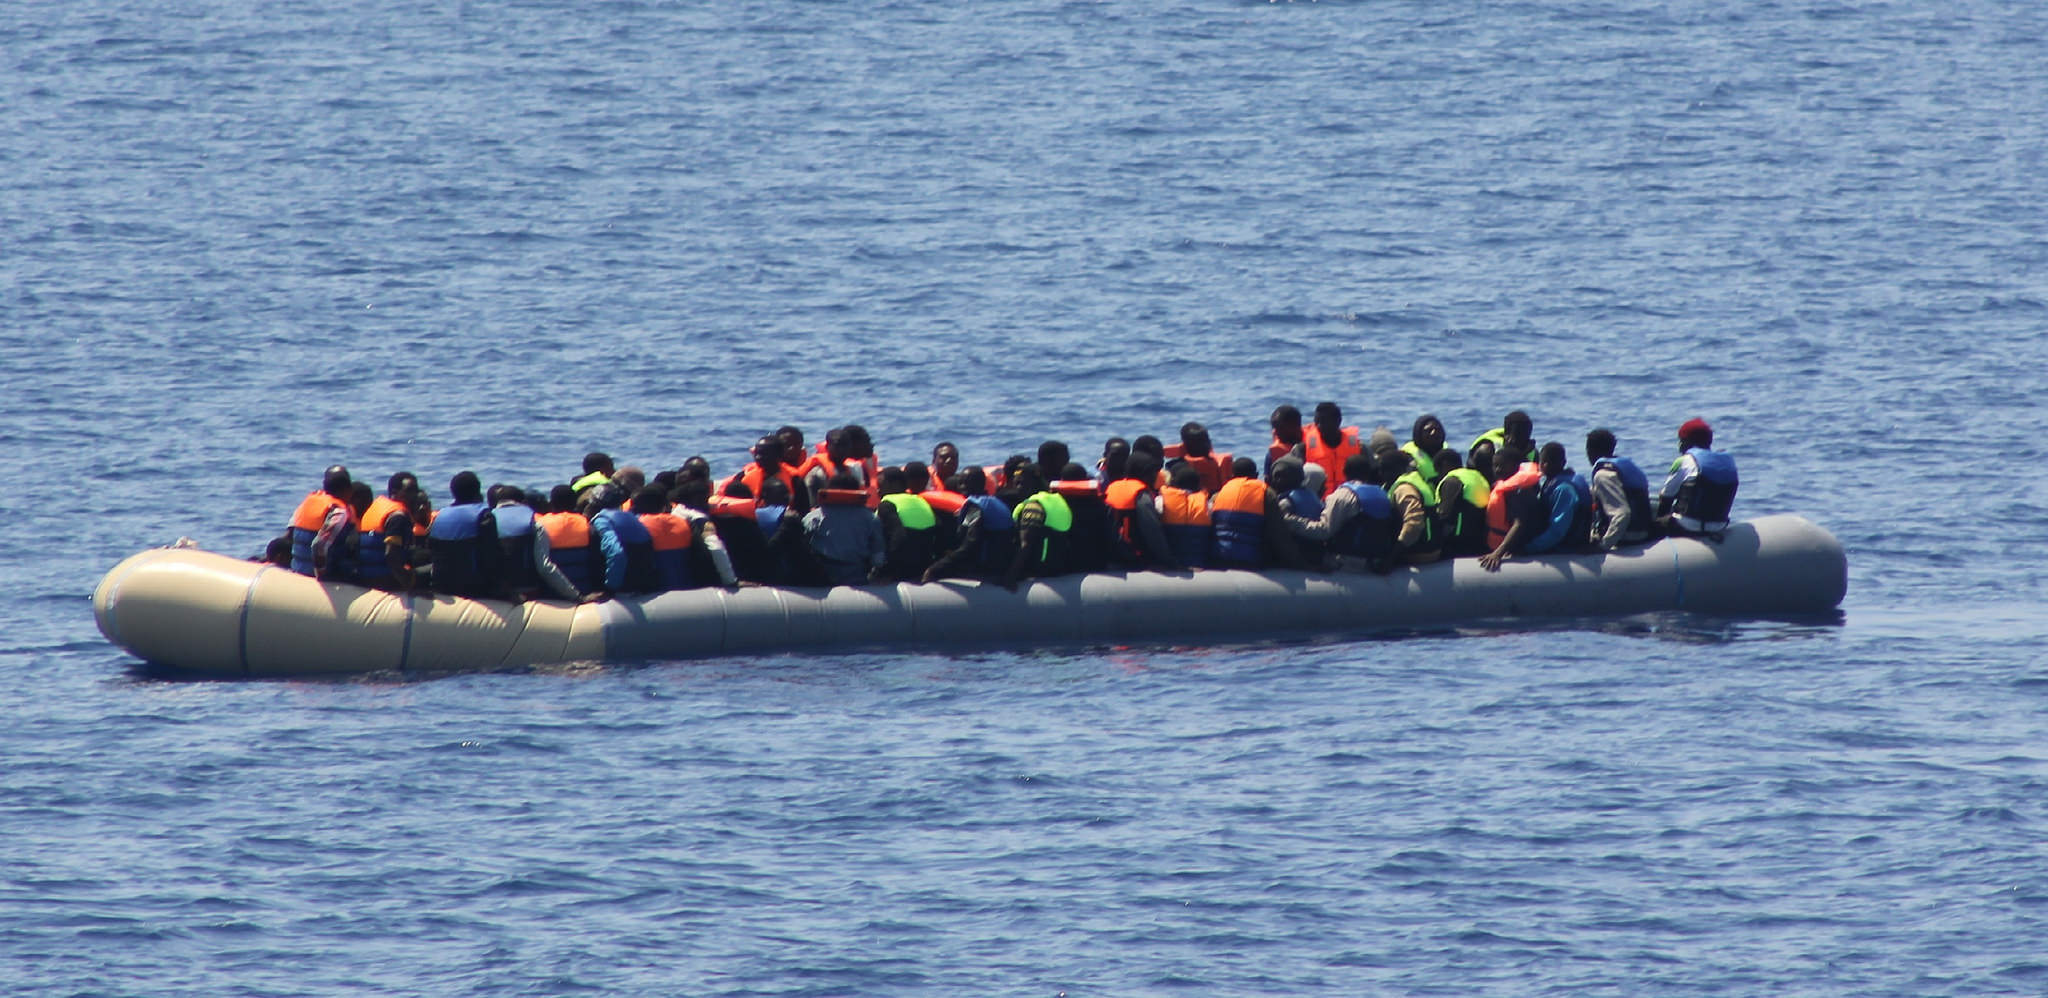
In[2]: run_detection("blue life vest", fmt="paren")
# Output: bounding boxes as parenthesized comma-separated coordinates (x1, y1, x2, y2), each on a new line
(1535, 472, 1593, 551)
(428, 502, 493, 597)
(1208, 480, 1268, 569)
(964, 494, 1015, 574)
(1677, 448, 1739, 527)
(755, 504, 788, 536)
(1591, 456, 1653, 540)
(494, 504, 539, 593)
(592, 508, 658, 593)
(1284, 486, 1324, 520)
(1329, 482, 1396, 559)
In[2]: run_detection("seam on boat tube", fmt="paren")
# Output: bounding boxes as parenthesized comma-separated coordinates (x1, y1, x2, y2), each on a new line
(237, 566, 267, 678)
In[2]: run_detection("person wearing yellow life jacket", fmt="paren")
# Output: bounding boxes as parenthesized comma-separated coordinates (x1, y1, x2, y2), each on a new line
(1469, 410, 1537, 477)
(1156, 465, 1213, 568)
(1281, 454, 1398, 573)
(1585, 428, 1654, 550)
(803, 469, 886, 586)
(1479, 449, 1546, 572)
(355, 471, 419, 590)
(1266, 405, 1305, 474)
(1402, 414, 1449, 484)
(1052, 464, 1112, 574)
(427, 471, 499, 598)
(1166, 423, 1233, 496)
(1209, 457, 1305, 570)
(1434, 448, 1493, 558)
(1379, 449, 1443, 565)
(1103, 452, 1180, 569)
(569, 452, 614, 503)
(1001, 464, 1076, 588)
(537, 484, 602, 598)
(286, 464, 360, 581)
(924, 467, 1016, 583)
(1304, 402, 1363, 499)
(876, 467, 939, 583)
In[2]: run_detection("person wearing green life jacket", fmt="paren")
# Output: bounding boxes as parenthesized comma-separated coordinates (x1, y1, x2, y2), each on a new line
(1002, 464, 1073, 589)
(570, 452, 614, 504)
(1468, 410, 1537, 477)
(1380, 448, 1443, 564)
(876, 467, 939, 582)
(1402, 414, 1448, 484)
(1433, 447, 1493, 558)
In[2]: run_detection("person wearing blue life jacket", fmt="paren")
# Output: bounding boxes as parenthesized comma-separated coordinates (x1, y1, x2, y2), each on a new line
(1282, 453, 1396, 574)
(488, 483, 582, 602)
(284, 464, 359, 581)
(804, 469, 887, 586)
(587, 483, 659, 595)
(923, 467, 1017, 583)
(427, 471, 499, 598)
(1269, 457, 1325, 564)
(1658, 417, 1739, 538)
(1585, 428, 1653, 550)
(1521, 441, 1593, 557)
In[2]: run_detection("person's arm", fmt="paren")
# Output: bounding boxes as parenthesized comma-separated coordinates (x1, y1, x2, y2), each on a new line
(1524, 483, 1578, 554)
(1261, 491, 1305, 569)
(923, 504, 982, 582)
(383, 511, 416, 587)
(475, 510, 502, 582)
(1002, 501, 1046, 589)
(1393, 485, 1429, 551)
(593, 516, 626, 593)
(1131, 498, 1179, 570)
(1591, 470, 1629, 550)
(1285, 487, 1353, 542)
(1479, 519, 1526, 572)
(312, 504, 350, 578)
(688, 511, 738, 588)
(1656, 454, 1691, 515)
(528, 527, 581, 601)
(862, 512, 887, 576)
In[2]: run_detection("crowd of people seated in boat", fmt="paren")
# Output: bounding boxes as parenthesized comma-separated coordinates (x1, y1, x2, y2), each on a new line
(270, 405, 1740, 602)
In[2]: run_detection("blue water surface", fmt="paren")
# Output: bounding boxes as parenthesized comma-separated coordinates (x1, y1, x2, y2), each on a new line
(5, 0, 2047, 993)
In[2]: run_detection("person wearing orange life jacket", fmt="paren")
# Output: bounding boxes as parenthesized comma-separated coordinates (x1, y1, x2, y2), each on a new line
(1051, 462, 1112, 574)
(286, 464, 360, 581)
(923, 468, 1015, 583)
(1104, 451, 1181, 569)
(1283, 454, 1399, 573)
(723, 435, 811, 518)
(776, 425, 813, 479)
(928, 442, 961, 494)
(488, 484, 583, 602)
(1156, 465, 1212, 568)
(355, 471, 419, 590)
(802, 425, 881, 510)
(1165, 423, 1232, 495)
(803, 469, 887, 586)
(536, 484, 604, 599)
(427, 471, 499, 598)
(1266, 405, 1306, 474)
(1209, 457, 1306, 570)
(1478, 448, 1547, 572)
(706, 479, 773, 584)
(1303, 402, 1363, 498)
(628, 487, 697, 593)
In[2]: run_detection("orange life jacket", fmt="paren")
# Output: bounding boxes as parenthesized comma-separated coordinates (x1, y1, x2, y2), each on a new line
(920, 489, 968, 515)
(360, 495, 405, 535)
(1163, 442, 1233, 495)
(708, 494, 758, 519)
(1304, 426, 1362, 497)
(1485, 463, 1545, 547)
(290, 490, 358, 533)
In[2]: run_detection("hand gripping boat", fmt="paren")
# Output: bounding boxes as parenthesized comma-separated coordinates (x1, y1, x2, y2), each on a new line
(94, 514, 1846, 679)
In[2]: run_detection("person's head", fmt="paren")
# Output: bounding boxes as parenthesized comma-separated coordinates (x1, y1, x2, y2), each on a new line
(264, 534, 294, 567)
(901, 460, 930, 494)
(524, 489, 547, 514)
(630, 486, 668, 515)
(1010, 463, 1046, 496)
(1679, 418, 1713, 450)
(1268, 457, 1305, 494)
(613, 466, 646, 496)
(406, 486, 434, 520)
(588, 482, 626, 512)
(753, 435, 785, 469)
(322, 464, 352, 498)
(1380, 447, 1414, 480)
(776, 426, 805, 459)
(930, 442, 959, 481)
(652, 469, 677, 494)
(1036, 440, 1070, 476)
(386, 471, 417, 498)
(828, 469, 862, 491)
(1492, 448, 1523, 481)
(1503, 410, 1534, 447)
(1127, 451, 1163, 487)
(1539, 441, 1568, 476)
(680, 456, 711, 483)
(1100, 437, 1130, 480)
(1168, 466, 1202, 492)
(548, 484, 577, 514)
(1470, 440, 1499, 483)
(1586, 428, 1618, 463)
(582, 452, 614, 476)
(1179, 422, 1211, 459)
(944, 471, 972, 495)
(1271, 405, 1303, 444)
(1131, 435, 1165, 462)
(348, 481, 373, 517)
(1302, 463, 1327, 497)
(878, 467, 909, 496)
(959, 466, 987, 495)
(1313, 402, 1343, 433)
(1412, 414, 1445, 453)
(1368, 426, 1401, 464)
(1435, 449, 1463, 475)
(486, 483, 521, 506)
(839, 425, 874, 460)
(1060, 461, 1090, 483)
(1342, 453, 1375, 484)
(1230, 456, 1258, 480)
(449, 471, 482, 505)
(722, 479, 753, 499)
(759, 477, 791, 507)
(673, 478, 711, 512)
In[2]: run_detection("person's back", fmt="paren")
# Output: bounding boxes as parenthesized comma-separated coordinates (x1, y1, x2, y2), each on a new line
(1660, 419, 1739, 536)
(429, 472, 498, 598)
(925, 469, 1014, 582)
(1053, 464, 1110, 574)
(1209, 464, 1270, 569)
(1001, 466, 1073, 587)
(355, 473, 417, 590)
(1523, 443, 1592, 555)
(489, 485, 545, 598)
(631, 489, 695, 592)
(536, 485, 598, 595)
(708, 481, 772, 584)
(1585, 429, 1653, 550)
(1103, 453, 1177, 569)
(1303, 403, 1362, 498)
(876, 468, 939, 582)
(286, 465, 359, 582)
(1157, 467, 1212, 569)
(803, 471, 885, 585)
(1436, 455, 1493, 558)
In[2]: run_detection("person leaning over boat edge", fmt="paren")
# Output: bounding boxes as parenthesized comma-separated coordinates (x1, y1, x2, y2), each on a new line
(1585, 428, 1653, 551)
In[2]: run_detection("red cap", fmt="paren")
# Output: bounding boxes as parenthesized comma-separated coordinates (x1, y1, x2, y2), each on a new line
(1678, 418, 1713, 447)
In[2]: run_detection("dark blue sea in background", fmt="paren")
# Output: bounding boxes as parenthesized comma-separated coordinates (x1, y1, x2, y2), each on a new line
(6, 0, 2048, 993)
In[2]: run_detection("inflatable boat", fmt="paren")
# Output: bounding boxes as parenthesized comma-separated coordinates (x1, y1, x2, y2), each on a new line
(94, 514, 1846, 679)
